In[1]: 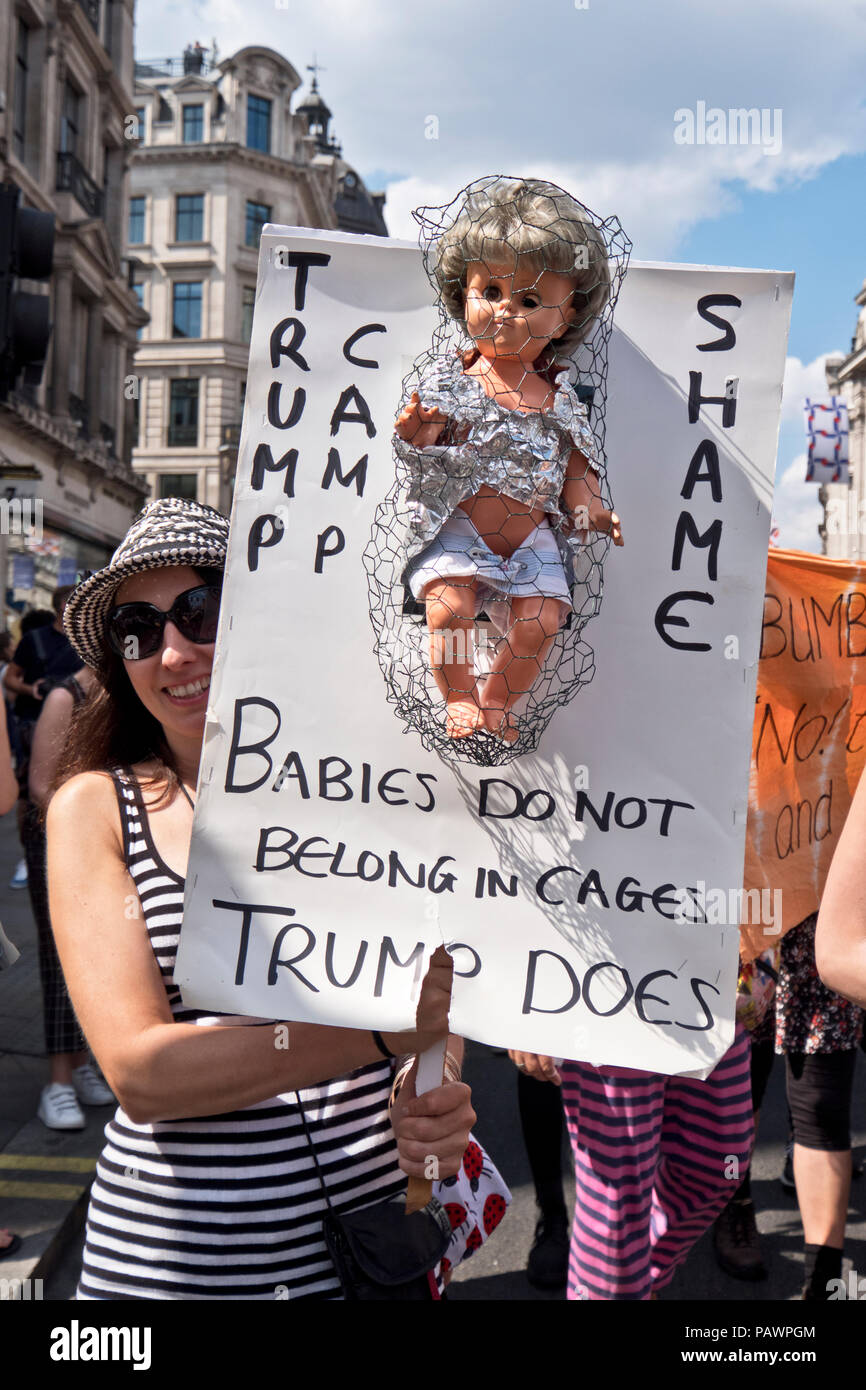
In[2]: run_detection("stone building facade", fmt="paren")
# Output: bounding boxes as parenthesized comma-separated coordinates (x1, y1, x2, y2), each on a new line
(0, 0, 148, 612)
(823, 283, 866, 559)
(129, 46, 387, 512)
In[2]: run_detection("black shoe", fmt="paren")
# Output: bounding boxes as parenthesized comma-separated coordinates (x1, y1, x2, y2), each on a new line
(780, 1137, 796, 1194)
(526, 1212, 569, 1290)
(712, 1198, 767, 1282)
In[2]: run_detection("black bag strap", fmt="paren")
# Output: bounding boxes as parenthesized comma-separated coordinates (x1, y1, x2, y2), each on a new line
(293, 1093, 336, 1214)
(60, 674, 87, 706)
(294, 1093, 450, 1297)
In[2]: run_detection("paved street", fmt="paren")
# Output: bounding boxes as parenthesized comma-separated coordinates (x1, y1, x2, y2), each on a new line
(1, 798, 864, 1302)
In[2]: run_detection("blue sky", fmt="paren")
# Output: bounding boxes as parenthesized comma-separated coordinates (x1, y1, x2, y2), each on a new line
(679, 156, 866, 552)
(679, 156, 865, 363)
(138, 0, 866, 550)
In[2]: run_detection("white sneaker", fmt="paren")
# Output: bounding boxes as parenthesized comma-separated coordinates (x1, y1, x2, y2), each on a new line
(70, 1063, 114, 1107)
(9, 858, 27, 890)
(38, 1083, 85, 1130)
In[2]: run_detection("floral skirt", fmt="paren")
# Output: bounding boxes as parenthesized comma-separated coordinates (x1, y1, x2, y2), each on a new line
(755, 913, 865, 1054)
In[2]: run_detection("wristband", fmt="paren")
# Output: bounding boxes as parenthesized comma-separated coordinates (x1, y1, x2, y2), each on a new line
(444, 1050, 462, 1084)
(389, 1061, 414, 1109)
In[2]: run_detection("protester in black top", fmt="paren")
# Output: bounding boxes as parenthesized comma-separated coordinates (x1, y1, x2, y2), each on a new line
(4, 587, 80, 890)
(5, 587, 80, 724)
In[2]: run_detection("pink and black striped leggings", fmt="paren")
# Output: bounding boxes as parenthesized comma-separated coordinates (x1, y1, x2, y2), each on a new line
(561, 1026, 754, 1300)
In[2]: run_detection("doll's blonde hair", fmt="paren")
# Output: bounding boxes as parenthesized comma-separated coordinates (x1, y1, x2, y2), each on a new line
(432, 178, 611, 356)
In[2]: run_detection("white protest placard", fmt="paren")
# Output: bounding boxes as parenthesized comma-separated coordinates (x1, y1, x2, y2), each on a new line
(175, 225, 792, 1078)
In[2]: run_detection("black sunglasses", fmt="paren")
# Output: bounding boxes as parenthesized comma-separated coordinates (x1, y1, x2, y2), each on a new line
(107, 584, 221, 660)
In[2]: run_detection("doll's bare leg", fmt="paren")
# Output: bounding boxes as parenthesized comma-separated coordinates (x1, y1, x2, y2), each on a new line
(479, 596, 567, 742)
(424, 578, 484, 738)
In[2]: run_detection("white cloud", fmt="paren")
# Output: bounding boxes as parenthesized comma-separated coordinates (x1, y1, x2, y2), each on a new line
(134, 0, 866, 256)
(773, 452, 823, 553)
(380, 176, 459, 242)
(383, 157, 744, 257)
(781, 352, 845, 424)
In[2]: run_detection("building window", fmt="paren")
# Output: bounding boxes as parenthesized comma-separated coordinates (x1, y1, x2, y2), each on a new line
(159, 472, 198, 500)
(247, 94, 271, 153)
(132, 282, 144, 339)
(173, 282, 202, 339)
(60, 82, 81, 158)
(175, 194, 203, 241)
(182, 104, 204, 143)
(13, 21, 28, 161)
(245, 200, 271, 248)
(128, 196, 145, 244)
(168, 379, 199, 446)
(135, 106, 146, 141)
(241, 286, 255, 344)
(132, 390, 140, 446)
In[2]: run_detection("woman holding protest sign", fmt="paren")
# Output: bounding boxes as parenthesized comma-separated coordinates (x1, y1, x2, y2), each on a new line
(46, 497, 476, 1300)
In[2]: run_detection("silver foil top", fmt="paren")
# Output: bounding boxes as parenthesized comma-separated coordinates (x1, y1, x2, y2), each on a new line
(394, 352, 602, 565)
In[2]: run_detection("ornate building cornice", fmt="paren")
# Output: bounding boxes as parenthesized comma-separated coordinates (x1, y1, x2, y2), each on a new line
(1, 396, 148, 503)
(835, 345, 866, 385)
(131, 141, 330, 184)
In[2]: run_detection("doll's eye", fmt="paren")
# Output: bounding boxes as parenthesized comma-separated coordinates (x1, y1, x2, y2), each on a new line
(521, 295, 540, 309)
(482, 285, 502, 302)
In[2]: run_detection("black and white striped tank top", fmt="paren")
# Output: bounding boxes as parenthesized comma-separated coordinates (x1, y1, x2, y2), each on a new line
(77, 766, 404, 1301)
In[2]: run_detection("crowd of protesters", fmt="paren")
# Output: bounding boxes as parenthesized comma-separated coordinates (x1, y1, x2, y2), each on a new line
(0, 496, 863, 1300)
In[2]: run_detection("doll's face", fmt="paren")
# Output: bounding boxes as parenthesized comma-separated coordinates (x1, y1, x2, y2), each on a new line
(463, 260, 577, 364)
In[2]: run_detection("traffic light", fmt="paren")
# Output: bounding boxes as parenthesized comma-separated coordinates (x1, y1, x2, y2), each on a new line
(0, 183, 55, 402)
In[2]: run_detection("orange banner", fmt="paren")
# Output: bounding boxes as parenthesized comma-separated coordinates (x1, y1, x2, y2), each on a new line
(742, 547, 866, 961)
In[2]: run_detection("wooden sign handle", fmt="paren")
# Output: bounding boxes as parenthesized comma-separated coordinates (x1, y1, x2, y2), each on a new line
(405, 1036, 447, 1214)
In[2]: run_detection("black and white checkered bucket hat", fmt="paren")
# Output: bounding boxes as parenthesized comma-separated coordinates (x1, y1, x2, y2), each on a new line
(64, 497, 229, 671)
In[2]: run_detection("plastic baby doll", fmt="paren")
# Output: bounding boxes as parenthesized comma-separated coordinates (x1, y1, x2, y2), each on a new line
(394, 177, 623, 744)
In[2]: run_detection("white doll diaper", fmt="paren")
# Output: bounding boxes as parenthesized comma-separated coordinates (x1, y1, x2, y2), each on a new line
(406, 510, 571, 633)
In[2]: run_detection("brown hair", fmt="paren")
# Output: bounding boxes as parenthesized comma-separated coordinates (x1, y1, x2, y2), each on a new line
(432, 178, 611, 355)
(49, 660, 180, 814)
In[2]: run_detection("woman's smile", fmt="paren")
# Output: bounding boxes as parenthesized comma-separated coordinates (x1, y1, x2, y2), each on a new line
(163, 673, 212, 706)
